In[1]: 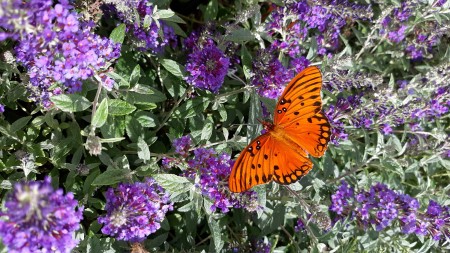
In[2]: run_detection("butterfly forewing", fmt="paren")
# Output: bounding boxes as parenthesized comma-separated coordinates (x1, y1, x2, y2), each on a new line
(274, 66, 323, 125)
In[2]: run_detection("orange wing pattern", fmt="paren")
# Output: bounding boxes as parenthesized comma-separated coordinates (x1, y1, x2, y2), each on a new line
(228, 66, 330, 193)
(281, 112, 331, 157)
(274, 66, 323, 125)
(229, 134, 273, 193)
(228, 133, 313, 193)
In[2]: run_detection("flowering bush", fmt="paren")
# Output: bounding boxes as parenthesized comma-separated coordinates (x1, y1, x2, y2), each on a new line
(0, 0, 449, 252)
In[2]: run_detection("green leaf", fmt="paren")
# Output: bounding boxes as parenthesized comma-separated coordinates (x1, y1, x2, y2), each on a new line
(137, 137, 151, 163)
(154, 9, 175, 19)
(160, 59, 185, 78)
(248, 92, 262, 139)
(50, 94, 91, 112)
(144, 233, 169, 249)
(91, 98, 108, 128)
(107, 71, 130, 88)
(108, 99, 136, 116)
(160, 14, 186, 24)
(101, 115, 125, 139)
(110, 23, 126, 44)
(91, 169, 131, 186)
(135, 111, 157, 127)
(129, 64, 141, 87)
(204, 0, 218, 21)
(125, 116, 143, 143)
(164, 21, 187, 37)
(127, 85, 167, 104)
(225, 28, 255, 43)
(143, 15, 152, 29)
(11, 116, 32, 132)
(261, 204, 286, 235)
(207, 216, 224, 252)
(153, 174, 192, 194)
(51, 138, 74, 165)
(174, 97, 210, 119)
(201, 121, 213, 141)
(86, 236, 115, 253)
(241, 46, 252, 81)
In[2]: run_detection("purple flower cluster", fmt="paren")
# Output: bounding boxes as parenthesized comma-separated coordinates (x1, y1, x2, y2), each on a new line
(0, 104, 4, 113)
(0, 177, 83, 253)
(173, 135, 191, 157)
(330, 181, 450, 240)
(381, 1, 446, 61)
(294, 218, 306, 232)
(267, 1, 372, 57)
(252, 239, 271, 253)
(400, 67, 450, 122)
(251, 50, 292, 99)
(0, 0, 121, 107)
(98, 178, 173, 242)
(186, 148, 259, 213)
(109, 0, 177, 53)
(382, 2, 412, 44)
(167, 135, 259, 213)
(184, 35, 230, 93)
(324, 94, 363, 144)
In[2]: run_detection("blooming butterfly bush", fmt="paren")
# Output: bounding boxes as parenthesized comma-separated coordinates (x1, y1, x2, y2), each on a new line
(0, 0, 450, 252)
(97, 178, 173, 242)
(0, 177, 83, 253)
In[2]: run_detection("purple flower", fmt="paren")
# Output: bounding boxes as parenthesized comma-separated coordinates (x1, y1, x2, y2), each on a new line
(185, 39, 230, 93)
(184, 148, 259, 213)
(106, 0, 176, 53)
(294, 218, 306, 232)
(0, 104, 4, 113)
(266, 1, 372, 57)
(251, 50, 292, 99)
(436, 0, 447, 6)
(330, 181, 354, 215)
(2, 0, 121, 107)
(330, 181, 450, 241)
(252, 239, 271, 253)
(98, 178, 173, 242)
(0, 177, 83, 253)
(388, 25, 408, 43)
(173, 135, 192, 157)
(381, 124, 393, 135)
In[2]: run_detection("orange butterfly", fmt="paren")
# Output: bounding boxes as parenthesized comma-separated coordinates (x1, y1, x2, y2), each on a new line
(228, 66, 331, 193)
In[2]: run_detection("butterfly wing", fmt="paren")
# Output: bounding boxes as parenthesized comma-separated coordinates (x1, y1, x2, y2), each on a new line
(228, 132, 313, 193)
(229, 134, 273, 193)
(274, 66, 323, 125)
(273, 66, 331, 157)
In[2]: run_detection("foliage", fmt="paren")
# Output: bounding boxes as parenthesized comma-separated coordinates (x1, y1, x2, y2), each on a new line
(0, 0, 450, 252)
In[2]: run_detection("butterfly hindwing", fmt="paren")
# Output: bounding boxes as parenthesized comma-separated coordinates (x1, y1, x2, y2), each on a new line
(228, 133, 314, 192)
(274, 66, 323, 125)
(269, 138, 314, 185)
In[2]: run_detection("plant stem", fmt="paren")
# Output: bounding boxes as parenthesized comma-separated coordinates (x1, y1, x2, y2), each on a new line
(153, 87, 191, 134)
(90, 81, 103, 133)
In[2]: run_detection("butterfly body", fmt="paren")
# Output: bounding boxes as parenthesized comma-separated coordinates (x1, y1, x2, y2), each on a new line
(229, 66, 331, 193)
